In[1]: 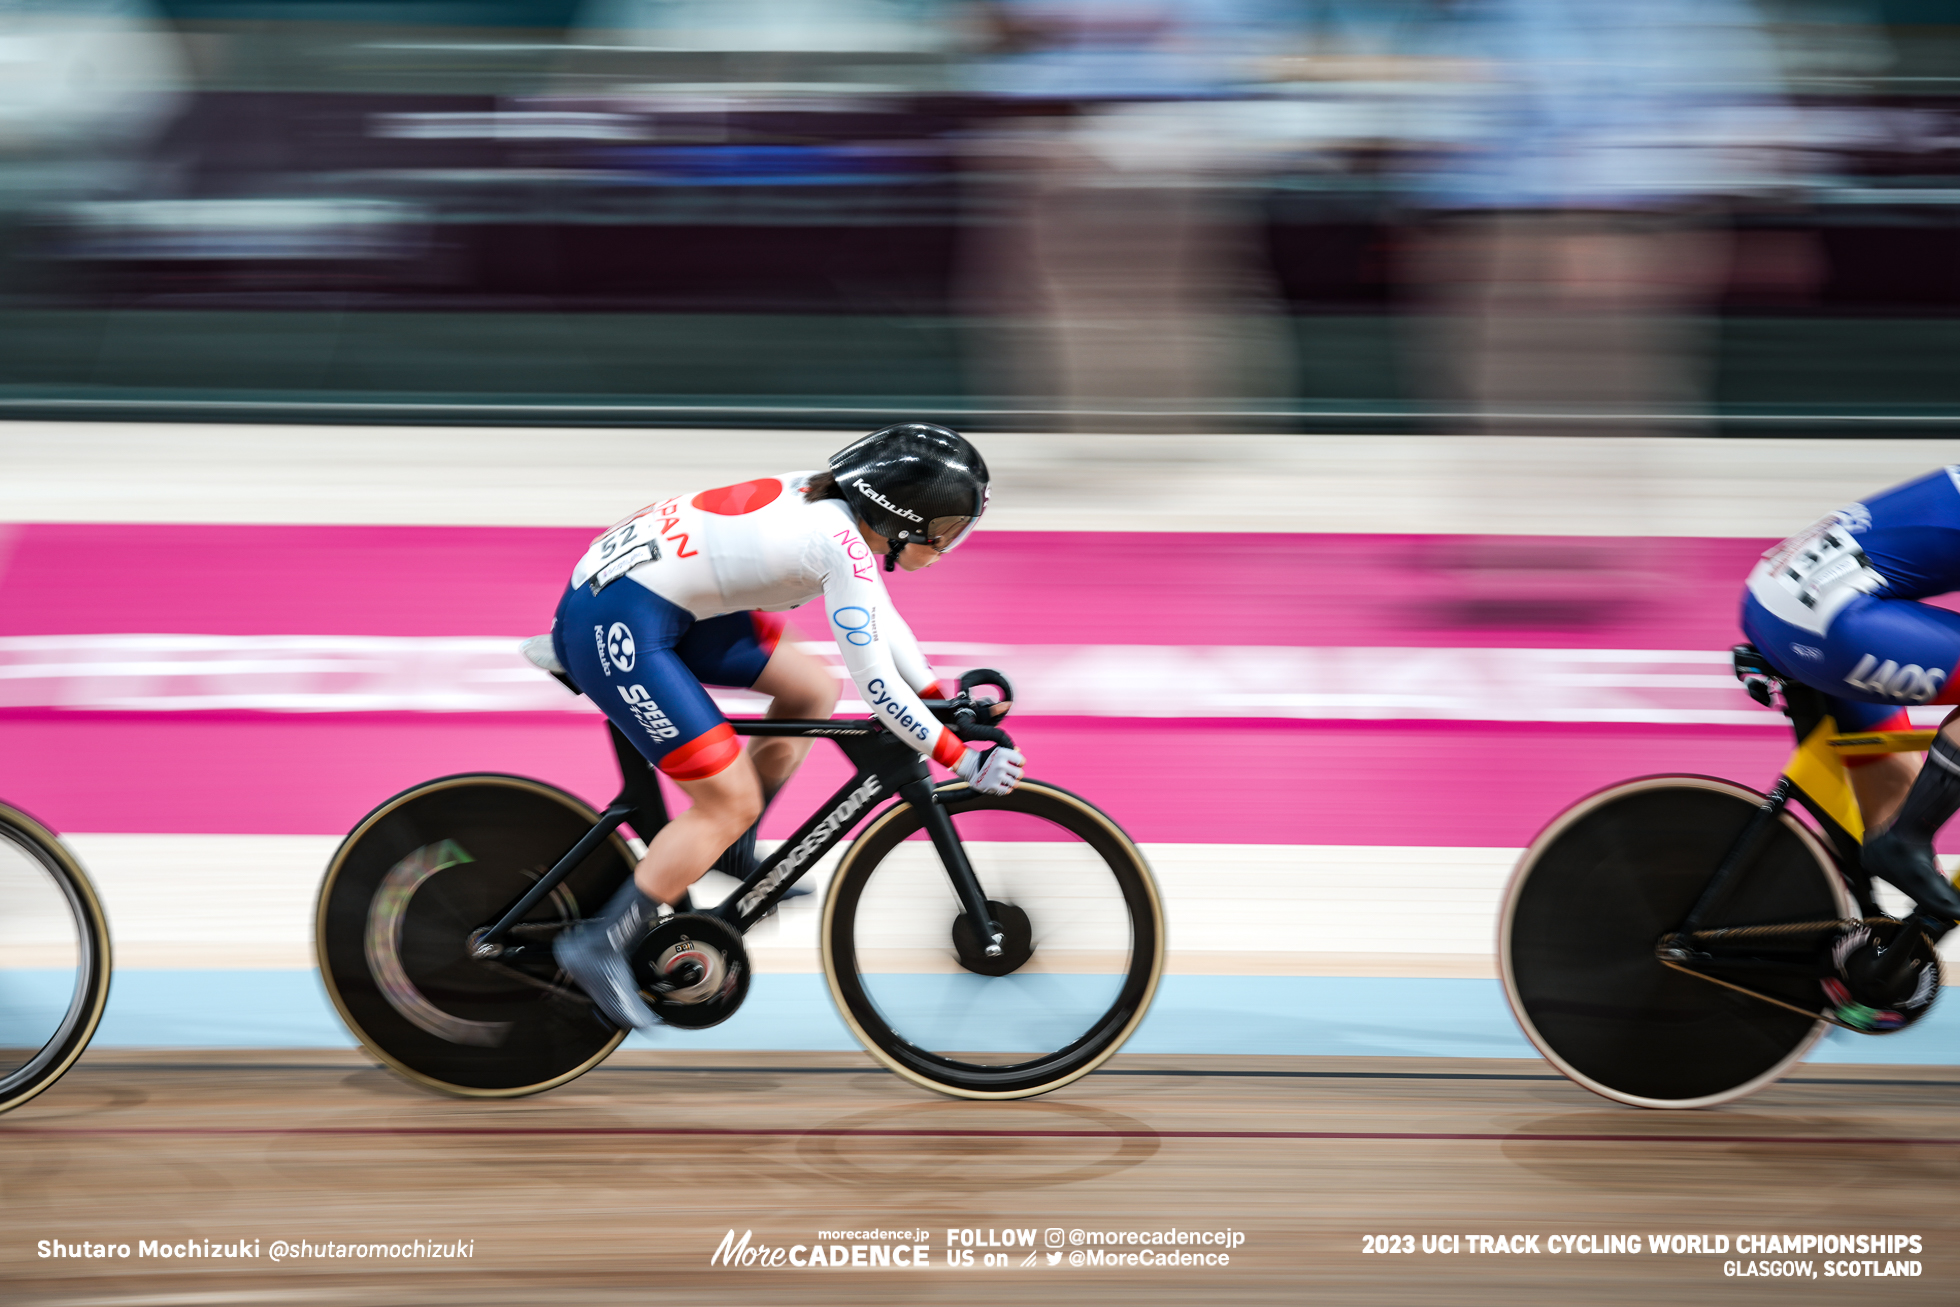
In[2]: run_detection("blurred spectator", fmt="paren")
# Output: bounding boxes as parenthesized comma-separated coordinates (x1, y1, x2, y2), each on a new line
(0, 0, 186, 296)
(570, 0, 958, 55)
(955, 0, 1301, 429)
(1399, 0, 1791, 436)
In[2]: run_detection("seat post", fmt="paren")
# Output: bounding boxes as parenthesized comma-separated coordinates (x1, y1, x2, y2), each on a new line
(608, 721, 670, 845)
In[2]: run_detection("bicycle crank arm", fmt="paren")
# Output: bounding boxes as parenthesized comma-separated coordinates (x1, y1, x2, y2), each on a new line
(900, 778, 1001, 956)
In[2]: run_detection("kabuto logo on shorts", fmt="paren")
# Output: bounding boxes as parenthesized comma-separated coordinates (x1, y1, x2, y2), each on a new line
(606, 622, 637, 673)
(1844, 654, 1947, 704)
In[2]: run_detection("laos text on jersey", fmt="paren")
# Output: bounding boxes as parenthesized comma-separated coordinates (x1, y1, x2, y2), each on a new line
(1744, 466, 1960, 732)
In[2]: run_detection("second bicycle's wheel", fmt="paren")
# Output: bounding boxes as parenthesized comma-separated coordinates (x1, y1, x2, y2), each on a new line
(1501, 776, 1850, 1109)
(821, 780, 1164, 1099)
(0, 803, 112, 1115)
(316, 775, 636, 1097)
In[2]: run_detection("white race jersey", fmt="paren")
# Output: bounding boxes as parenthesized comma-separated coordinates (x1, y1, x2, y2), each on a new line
(570, 472, 964, 767)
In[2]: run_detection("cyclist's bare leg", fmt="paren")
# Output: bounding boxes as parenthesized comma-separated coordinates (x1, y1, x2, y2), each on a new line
(550, 756, 759, 1030)
(1852, 754, 1922, 834)
(747, 638, 840, 803)
(1860, 707, 1960, 921)
(636, 759, 764, 906)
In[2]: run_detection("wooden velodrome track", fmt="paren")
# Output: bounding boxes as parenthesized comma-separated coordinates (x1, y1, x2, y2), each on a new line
(7, 428, 1960, 1305)
(3, 1050, 1958, 1305)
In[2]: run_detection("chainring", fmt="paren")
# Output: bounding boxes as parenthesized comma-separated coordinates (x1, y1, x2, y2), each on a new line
(631, 912, 750, 1029)
(1825, 921, 1943, 1034)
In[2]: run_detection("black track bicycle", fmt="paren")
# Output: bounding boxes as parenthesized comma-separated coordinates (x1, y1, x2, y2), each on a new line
(0, 802, 113, 1114)
(315, 670, 1164, 1100)
(1501, 644, 1952, 1109)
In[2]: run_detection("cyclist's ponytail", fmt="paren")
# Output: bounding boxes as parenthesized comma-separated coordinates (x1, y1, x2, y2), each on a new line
(803, 470, 848, 503)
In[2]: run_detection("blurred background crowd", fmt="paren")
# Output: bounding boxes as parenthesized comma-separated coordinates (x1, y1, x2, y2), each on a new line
(1, 0, 1955, 430)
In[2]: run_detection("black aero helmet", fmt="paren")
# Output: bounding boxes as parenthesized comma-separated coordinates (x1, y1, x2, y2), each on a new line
(830, 422, 990, 571)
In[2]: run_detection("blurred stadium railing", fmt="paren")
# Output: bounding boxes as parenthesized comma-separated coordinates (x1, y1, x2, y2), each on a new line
(4, 0, 1960, 432)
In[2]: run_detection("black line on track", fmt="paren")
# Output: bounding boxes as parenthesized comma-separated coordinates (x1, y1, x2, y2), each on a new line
(1785, 1076, 1960, 1088)
(8, 1124, 1960, 1146)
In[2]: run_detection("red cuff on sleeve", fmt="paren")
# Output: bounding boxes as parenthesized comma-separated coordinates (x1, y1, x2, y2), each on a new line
(931, 727, 966, 769)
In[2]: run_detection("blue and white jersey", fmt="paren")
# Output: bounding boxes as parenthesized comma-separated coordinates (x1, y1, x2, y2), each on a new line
(1743, 467, 1960, 722)
(1747, 468, 1960, 635)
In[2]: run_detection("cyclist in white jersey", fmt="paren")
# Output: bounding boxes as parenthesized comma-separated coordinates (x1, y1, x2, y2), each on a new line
(534, 424, 1026, 1030)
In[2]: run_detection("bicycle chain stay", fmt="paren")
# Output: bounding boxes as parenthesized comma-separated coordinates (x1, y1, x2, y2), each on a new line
(1662, 917, 1940, 1032)
(1653, 955, 1872, 1030)
(1687, 916, 1893, 943)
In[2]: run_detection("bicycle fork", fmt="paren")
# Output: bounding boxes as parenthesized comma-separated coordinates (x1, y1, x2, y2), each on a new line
(900, 778, 1004, 958)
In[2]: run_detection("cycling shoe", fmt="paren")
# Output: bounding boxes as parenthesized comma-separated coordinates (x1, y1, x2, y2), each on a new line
(1859, 831, 1960, 921)
(554, 923, 658, 1030)
(552, 880, 660, 1030)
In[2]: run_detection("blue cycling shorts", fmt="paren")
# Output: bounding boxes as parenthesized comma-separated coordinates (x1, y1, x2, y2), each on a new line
(1741, 589, 1960, 733)
(552, 580, 786, 781)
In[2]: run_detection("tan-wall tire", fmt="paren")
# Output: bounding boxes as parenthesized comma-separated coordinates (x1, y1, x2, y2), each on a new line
(0, 802, 113, 1115)
(315, 774, 633, 1099)
(820, 779, 1165, 1100)
(1500, 774, 1848, 1110)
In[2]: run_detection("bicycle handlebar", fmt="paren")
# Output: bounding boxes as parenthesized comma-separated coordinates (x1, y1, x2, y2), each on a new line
(923, 667, 1016, 750)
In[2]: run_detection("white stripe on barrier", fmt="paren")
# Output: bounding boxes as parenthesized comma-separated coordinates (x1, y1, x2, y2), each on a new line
(1, 634, 1896, 725)
(5, 424, 1960, 536)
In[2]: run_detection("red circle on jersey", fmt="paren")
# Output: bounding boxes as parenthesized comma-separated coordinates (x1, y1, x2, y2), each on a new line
(691, 478, 783, 516)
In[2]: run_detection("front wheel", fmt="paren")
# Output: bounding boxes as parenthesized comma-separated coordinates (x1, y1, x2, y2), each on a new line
(821, 780, 1165, 1099)
(1501, 775, 1850, 1109)
(0, 803, 112, 1114)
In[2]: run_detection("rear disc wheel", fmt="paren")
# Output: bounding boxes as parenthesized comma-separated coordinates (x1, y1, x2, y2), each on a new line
(316, 775, 637, 1097)
(1501, 775, 1849, 1109)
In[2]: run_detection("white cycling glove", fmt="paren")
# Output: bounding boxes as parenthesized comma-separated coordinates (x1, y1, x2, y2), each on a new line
(955, 744, 1025, 796)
